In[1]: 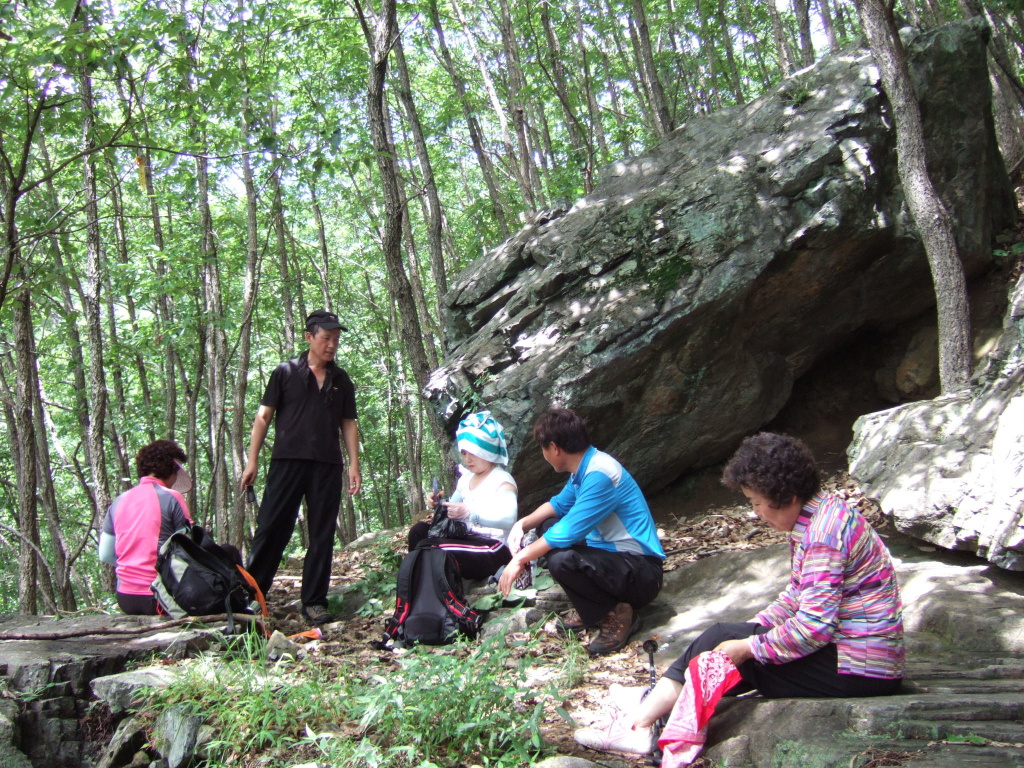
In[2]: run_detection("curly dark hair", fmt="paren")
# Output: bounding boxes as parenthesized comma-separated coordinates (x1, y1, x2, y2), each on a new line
(532, 408, 591, 453)
(721, 433, 819, 506)
(136, 440, 187, 481)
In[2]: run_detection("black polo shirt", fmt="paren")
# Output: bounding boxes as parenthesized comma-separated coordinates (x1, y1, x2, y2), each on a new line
(260, 351, 357, 465)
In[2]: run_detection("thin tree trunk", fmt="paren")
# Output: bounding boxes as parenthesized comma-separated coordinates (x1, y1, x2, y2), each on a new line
(600, 48, 634, 155)
(426, 0, 511, 238)
(571, 0, 608, 175)
(103, 149, 156, 443)
(792, 0, 816, 66)
(391, 37, 451, 306)
(79, 52, 114, 548)
(11, 294, 41, 614)
(448, 0, 534, 210)
(629, 0, 673, 136)
(32, 371, 82, 609)
(768, 0, 796, 77)
(30, 336, 75, 611)
(540, 1, 593, 192)
(855, 0, 972, 392)
(816, 0, 839, 50)
(494, 0, 544, 211)
(715, 0, 745, 104)
(356, 0, 455, 487)
(231, 87, 263, 547)
(309, 183, 333, 308)
(269, 111, 296, 352)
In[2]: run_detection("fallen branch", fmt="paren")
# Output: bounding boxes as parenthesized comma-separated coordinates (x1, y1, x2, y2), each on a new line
(0, 613, 263, 640)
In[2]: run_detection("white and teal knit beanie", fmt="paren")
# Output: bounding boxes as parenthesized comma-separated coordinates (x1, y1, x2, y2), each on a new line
(456, 410, 509, 466)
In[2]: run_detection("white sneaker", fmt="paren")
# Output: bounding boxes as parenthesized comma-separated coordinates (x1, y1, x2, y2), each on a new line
(608, 684, 645, 714)
(574, 717, 653, 756)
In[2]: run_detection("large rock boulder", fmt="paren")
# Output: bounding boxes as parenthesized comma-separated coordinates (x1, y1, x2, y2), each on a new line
(426, 19, 1017, 507)
(849, 271, 1024, 570)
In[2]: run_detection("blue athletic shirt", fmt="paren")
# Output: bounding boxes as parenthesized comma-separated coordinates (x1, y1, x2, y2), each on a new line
(543, 446, 665, 558)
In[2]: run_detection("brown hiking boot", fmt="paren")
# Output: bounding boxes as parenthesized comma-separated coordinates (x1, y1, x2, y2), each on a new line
(587, 603, 641, 655)
(557, 609, 590, 634)
(302, 604, 335, 626)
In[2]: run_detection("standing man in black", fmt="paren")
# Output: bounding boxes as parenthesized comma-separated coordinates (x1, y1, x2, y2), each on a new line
(239, 310, 361, 625)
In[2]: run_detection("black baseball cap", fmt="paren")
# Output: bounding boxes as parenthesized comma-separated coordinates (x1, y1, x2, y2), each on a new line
(306, 309, 347, 332)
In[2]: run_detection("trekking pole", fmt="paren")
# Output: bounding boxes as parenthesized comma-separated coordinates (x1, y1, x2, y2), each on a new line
(642, 638, 665, 766)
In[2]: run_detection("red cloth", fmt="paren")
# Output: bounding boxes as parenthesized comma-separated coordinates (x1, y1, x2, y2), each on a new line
(659, 650, 742, 767)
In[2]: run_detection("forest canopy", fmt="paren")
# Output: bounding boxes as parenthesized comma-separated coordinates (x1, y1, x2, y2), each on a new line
(1, 0, 1022, 615)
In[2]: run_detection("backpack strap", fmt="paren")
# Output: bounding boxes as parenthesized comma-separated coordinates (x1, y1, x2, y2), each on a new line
(236, 565, 268, 617)
(370, 547, 421, 650)
(430, 551, 482, 638)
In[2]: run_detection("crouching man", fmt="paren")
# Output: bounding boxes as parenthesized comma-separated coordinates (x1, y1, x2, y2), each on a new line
(498, 408, 665, 654)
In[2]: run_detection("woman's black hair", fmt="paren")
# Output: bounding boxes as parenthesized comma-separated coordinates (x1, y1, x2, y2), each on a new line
(722, 432, 819, 507)
(136, 440, 187, 481)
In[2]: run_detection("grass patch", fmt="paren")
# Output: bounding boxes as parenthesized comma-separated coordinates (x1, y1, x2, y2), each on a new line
(145, 626, 562, 767)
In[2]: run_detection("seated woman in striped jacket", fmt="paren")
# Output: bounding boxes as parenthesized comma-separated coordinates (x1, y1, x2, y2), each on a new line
(574, 432, 905, 764)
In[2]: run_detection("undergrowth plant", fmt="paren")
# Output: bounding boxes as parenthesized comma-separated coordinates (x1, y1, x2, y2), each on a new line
(332, 541, 404, 618)
(313, 632, 550, 766)
(145, 625, 560, 767)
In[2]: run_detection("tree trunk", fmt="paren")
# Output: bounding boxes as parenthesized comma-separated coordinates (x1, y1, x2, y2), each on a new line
(391, 37, 452, 306)
(855, 0, 972, 392)
(571, 0, 608, 177)
(629, 0, 673, 136)
(309, 183, 333, 309)
(540, 1, 593, 192)
(426, 0, 511, 238)
(11, 293, 41, 614)
(816, 0, 839, 51)
(270, 110, 297, 352)
(694, 0, 723, 111)
(792, 0, 816, 66)
(715, 0, 745, 104)
(232, 131, 262, 549)
(448, 0, 535, 211)
(356, 0, 453, 466)
(79, 58, 114, 545)
(495, 0, 544, 212)
(768, 0, 796, 77)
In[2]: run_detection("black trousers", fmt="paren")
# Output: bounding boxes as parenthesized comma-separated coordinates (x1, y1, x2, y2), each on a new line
(540, 517, 663, 626)
(117, 591, 157, 615)
(408, 521, 512, 581)
(247, 459, 341, 608)
(664, 622, 902, 698)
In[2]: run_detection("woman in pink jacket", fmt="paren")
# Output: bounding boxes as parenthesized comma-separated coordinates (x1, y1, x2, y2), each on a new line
(98, 440, 193, 615)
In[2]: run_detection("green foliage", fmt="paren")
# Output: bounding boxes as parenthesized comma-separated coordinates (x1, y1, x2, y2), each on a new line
(146, 628, 559, 767)
(335, 542, 404, 619)
(992, 242, 1024, 262)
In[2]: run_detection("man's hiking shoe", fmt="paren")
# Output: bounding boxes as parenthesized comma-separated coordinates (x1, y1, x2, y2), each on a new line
(302, 604, 334, 626)
(588, 602, 641, 655)
(557, 609, 591, 635)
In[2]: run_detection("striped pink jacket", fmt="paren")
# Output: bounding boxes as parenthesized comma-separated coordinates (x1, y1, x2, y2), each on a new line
(749, 492, 905, 679)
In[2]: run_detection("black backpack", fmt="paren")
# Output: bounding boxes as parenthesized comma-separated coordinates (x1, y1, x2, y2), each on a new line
(152, 525, 264, 633)
(372, 544, 483, 649)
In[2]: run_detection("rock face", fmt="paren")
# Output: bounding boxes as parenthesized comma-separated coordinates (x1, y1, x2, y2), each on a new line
(426, 19, 1017, 507)
(0, 614, 219, 768)
(849, 271, 1024, 570)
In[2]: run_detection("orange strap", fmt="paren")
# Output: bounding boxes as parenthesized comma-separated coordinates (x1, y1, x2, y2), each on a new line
(236, 565, 269, 618)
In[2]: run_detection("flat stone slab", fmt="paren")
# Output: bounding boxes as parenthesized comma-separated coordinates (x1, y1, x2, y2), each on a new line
(0, 614, 217, 697)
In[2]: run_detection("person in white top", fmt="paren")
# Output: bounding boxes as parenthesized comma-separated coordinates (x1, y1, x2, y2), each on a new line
(408, 411, 519, 580)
